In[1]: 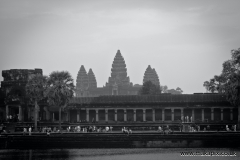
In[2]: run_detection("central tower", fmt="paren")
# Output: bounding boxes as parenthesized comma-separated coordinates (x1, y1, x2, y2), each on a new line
(106, 50, 130, 87)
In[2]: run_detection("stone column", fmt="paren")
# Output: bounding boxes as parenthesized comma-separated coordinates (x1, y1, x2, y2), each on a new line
(152, 109, 155, 122)
(86, 109, 89, 122)
(96, 109, 99, 122)
(171, 109, 174, 121)
(162, 109, 165, 121)
(5, 105, 9, 121)
(202, 109, 204, 122)
(19, 105, 22, 122)
(230, 108, 233, 121)
(211, 108, 214, 121)
(181, 108, 183, 121)
(105, 109, 108, 122)
(124, 109, 127, 122)
(77, 110, 80, 122)
(143, 109, 146, 122)
(114, 109, 117, 122)
(53, 113, 55, 122)
(221, 108, 223, 121)
(133, 109, 136, 122)
(192, 109, 195, 122)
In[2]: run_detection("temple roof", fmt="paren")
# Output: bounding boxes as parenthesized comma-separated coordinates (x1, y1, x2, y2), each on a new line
(143, 65, 160, 86)
(88, 68, 97, 89)
(68, 94, 230, 106)
(108, 50, 130, 86)
(76, 65, 89, 91)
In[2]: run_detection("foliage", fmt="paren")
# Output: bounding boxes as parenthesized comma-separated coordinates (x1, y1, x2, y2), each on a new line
(203, 48, 240, 106)
(160, 85, 168, 93)
(25, 74, 48, 131)
(160, 85, 183, 94)
(45, 71, 75, 131)
(4, 86, 27, 105)
(138, 81, 161, 95)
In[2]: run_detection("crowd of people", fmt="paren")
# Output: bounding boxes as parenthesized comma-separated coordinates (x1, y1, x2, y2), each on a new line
(66, 125, 113, 133)
(6, 114, 19, 122)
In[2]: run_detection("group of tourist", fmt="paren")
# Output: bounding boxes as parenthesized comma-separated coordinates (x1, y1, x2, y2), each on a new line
(6, 114, 19, 122)
(66, 125, 113, 133)
(181, 116, 193, 123)
(226, 125, 237, 132)
(157, 125, 173, 134)
(122, 127, 132, 134)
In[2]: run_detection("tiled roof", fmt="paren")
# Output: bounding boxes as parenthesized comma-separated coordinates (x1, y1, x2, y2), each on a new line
(69, 94, 229, 105)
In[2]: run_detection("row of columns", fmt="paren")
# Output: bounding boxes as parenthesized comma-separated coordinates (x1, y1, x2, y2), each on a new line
(69, 108, 236, 122)
(4, 105, 237, 122)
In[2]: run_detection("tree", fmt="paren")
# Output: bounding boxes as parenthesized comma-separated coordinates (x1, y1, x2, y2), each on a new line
(26, 74, 47, 132)
(203, 75, 225, 93)
(204, 48, 240, 100)
(160, 85, 168, 93)
(167, 87, 183, 94)
(45, 71, 75, 132)
(176, 87, 183, 93)
(138, 81, 161, 95)
(160, 85, 183, 94)
(203, 48, 240, 128)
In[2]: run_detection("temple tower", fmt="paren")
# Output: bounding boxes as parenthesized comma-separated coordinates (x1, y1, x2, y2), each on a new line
(88, 68, 97, 89)
(107, 50, 130, 87)
(76, 65, 89, 97)
(143, 65, 160, 86)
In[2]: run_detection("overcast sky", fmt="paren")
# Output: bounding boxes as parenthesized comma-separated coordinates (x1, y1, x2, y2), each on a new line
(0, 0, 240, 94)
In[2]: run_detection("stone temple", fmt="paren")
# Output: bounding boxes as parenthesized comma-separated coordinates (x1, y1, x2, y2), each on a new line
(143, 65, 160, 86)
(75, 50, 160, 97)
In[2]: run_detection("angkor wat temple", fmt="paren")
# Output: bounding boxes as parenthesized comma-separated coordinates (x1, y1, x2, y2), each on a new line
(75, 50, 160, 97)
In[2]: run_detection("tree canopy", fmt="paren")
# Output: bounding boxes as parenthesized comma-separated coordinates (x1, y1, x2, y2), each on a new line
(45, 71, 75, 131)
(25, 74, 47, 131)
(203, 48, 240, 106)
(160, 85, 183, 94)
(138, 81, 161, 95)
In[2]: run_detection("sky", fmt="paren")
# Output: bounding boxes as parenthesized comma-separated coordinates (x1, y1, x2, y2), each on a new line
(0, 0, 240, 94)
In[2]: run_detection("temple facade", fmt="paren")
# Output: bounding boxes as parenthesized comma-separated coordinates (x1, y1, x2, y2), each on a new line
(0, 69, 43, 121)
(0, 69, 240, 129)
(75, 50, 143, 97)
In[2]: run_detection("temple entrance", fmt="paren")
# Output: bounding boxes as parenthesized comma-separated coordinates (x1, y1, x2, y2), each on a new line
(155, 109, 162, 121)
(174, 109, 181, 121)
(127, 110, 133, 122)
(108, 110, 114, 122)
(70, 110, 77, 122)
(183, 109, 192, 118)
(165, 109, 171, 121)
(194, 109, 202, 122)
(223, 109, 230, 121)
(204, 108, 211, 122)
(146, 109, 152, 121)
(214, 108, 221, 122)
(8, 106, 19, 122)
(98, 110, 105, 121)
(80, 110, 86, 122)
(136, 110, 143, 122)
(89, 110, 96, 123)
(117, 110, 124, 122)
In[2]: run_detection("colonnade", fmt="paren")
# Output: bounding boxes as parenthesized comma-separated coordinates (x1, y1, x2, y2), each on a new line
(67, 107, 237, 123)
(4, 105, 238, 123)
